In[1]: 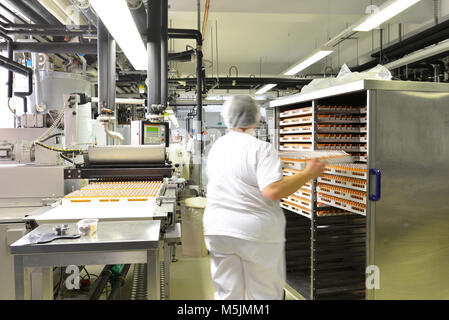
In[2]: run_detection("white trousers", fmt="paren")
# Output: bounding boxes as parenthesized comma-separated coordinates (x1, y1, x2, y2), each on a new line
(205, 235, 286, 300)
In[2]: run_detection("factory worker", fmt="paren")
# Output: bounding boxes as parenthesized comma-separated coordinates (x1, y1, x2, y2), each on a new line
(186, 133, 195, 156)
(203, 95, 325, 300)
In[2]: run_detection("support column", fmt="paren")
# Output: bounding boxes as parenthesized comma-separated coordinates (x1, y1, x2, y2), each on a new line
(161, 0, 168, 106)
(147, 0, 162, 111)
(97, 18, 117, 145)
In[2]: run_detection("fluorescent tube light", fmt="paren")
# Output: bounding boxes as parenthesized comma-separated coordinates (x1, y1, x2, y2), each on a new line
(89, 0, 147, 70)
(255, 84, 277, 95)
(353, 0, 421, 32)
(284, 48, 333, 76)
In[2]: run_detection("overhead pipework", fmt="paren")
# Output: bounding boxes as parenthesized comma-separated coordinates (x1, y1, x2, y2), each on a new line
(96, 18, 122, 144)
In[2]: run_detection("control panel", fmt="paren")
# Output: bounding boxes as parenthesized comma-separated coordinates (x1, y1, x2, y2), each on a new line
(143, 123, 164, 145)
(130, 121, 170, 147)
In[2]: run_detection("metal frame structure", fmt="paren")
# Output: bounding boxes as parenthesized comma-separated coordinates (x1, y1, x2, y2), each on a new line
(271, 79, 449, 300)
(11, 221, 161, 300)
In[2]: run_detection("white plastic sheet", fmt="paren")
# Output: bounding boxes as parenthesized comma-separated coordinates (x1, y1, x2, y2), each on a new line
(301, 64, 392, 94)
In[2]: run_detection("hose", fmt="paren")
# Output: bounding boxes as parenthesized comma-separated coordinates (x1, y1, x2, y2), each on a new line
(89, 265, 113, 300)
(107, 264, 131, 300)
(60, 153, 75, 164)
(35, 106, 66, 142)
(35, 141, 82, 154)
(39, 133, 63, 143)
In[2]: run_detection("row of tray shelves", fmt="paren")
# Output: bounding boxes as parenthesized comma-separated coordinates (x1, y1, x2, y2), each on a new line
(281, 199, 360, 218)
(280, 124, 367, 134)
(280, 143, 367, 152)
(278, 103, 368, 217)
(280, 163, 368, 217)
(280, 115, 367, 127)
(280, 133, 367, 143)
(280, 105, 367, 119)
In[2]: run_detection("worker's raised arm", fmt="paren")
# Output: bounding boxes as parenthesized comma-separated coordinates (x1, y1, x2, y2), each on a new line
(262, 158, 326, 201)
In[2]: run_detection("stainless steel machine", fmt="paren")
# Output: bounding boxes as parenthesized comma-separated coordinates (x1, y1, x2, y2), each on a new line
(1, 91, 184, 300)
(271, 79, 449, 300)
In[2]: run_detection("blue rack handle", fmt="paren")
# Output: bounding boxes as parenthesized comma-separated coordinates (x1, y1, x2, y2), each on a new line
(369, 169, 381, 201)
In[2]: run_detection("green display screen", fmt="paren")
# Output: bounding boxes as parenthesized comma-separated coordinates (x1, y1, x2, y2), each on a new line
(146, 126, 159, 132)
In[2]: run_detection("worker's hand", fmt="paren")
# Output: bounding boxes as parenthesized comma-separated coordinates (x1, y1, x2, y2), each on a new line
(304, 158, 326, 180)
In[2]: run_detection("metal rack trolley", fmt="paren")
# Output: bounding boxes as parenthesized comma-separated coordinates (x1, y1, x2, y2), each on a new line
(271, 79, 449, 300)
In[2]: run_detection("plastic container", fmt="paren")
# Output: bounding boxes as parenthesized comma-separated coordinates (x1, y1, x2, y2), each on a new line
(181, 197, 208, 257)
(77, 219, 98, 236)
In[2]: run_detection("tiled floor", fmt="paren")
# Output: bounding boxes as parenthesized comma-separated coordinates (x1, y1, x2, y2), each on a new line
(170, 247, 215, 300)
(169, 245, 299, 300)
(77, 245, 299, 300)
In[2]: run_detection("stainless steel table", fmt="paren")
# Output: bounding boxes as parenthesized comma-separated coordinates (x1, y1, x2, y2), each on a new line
(10, 220, 161, 300)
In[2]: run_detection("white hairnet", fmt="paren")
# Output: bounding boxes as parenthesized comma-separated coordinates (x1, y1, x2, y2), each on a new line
(221, 95, 261, 129)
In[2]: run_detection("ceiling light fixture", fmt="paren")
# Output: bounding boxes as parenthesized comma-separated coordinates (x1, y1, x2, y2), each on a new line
(255, 84, 277, 95)
(284, 48, 334, 76)
(89, 0, 147, 70)
(353, 0, 422, 32)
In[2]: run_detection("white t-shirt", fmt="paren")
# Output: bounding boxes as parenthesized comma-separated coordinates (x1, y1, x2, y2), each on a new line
(186, 138, 195, 153)
(203, 131, 285, 243)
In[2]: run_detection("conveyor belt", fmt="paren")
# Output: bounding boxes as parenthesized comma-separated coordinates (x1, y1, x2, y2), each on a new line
(63, 180, 163, 204)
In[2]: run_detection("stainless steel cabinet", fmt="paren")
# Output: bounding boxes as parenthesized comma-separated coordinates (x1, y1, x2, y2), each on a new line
(271, 80, 449, 299)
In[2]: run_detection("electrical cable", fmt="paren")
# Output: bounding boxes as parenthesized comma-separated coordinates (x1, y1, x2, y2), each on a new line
(60, 153, 75, 164)
(7, 98, 17, 119)
(34, 141, 82, 154)
(39, 133, 63, 143)
(35, 103, 68, 142)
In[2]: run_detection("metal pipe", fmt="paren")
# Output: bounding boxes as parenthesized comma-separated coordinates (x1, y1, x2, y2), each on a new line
(4, 0, 48, 24)
(70, 0, 98, 26)
(3, 23, 93, 31)
(108, 32, 117, 128)
(147, 0, 162, 111)
(201, 0, 210, 41)
(104, 123, 124, 142)
(128, 0, 147, 37)
(92, 97, 145, 105)
(97, 19, 109, 114)
(0, 55, 30, 77)
(197, 0, 201, 31)
(0, 14, 12, 25)
(0, 42, 97, 54)
(3, 29, 92, 36)
(23, 0, 62, 25)
(0, 55, 33, 114)
(0, 29, 13, 98)
(161, 0, 168, 106)
(216, 20, 219, 77)
(0, 4, 27, 24)
(107, 264, 131, 300)
(32, 52, 45, 111)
